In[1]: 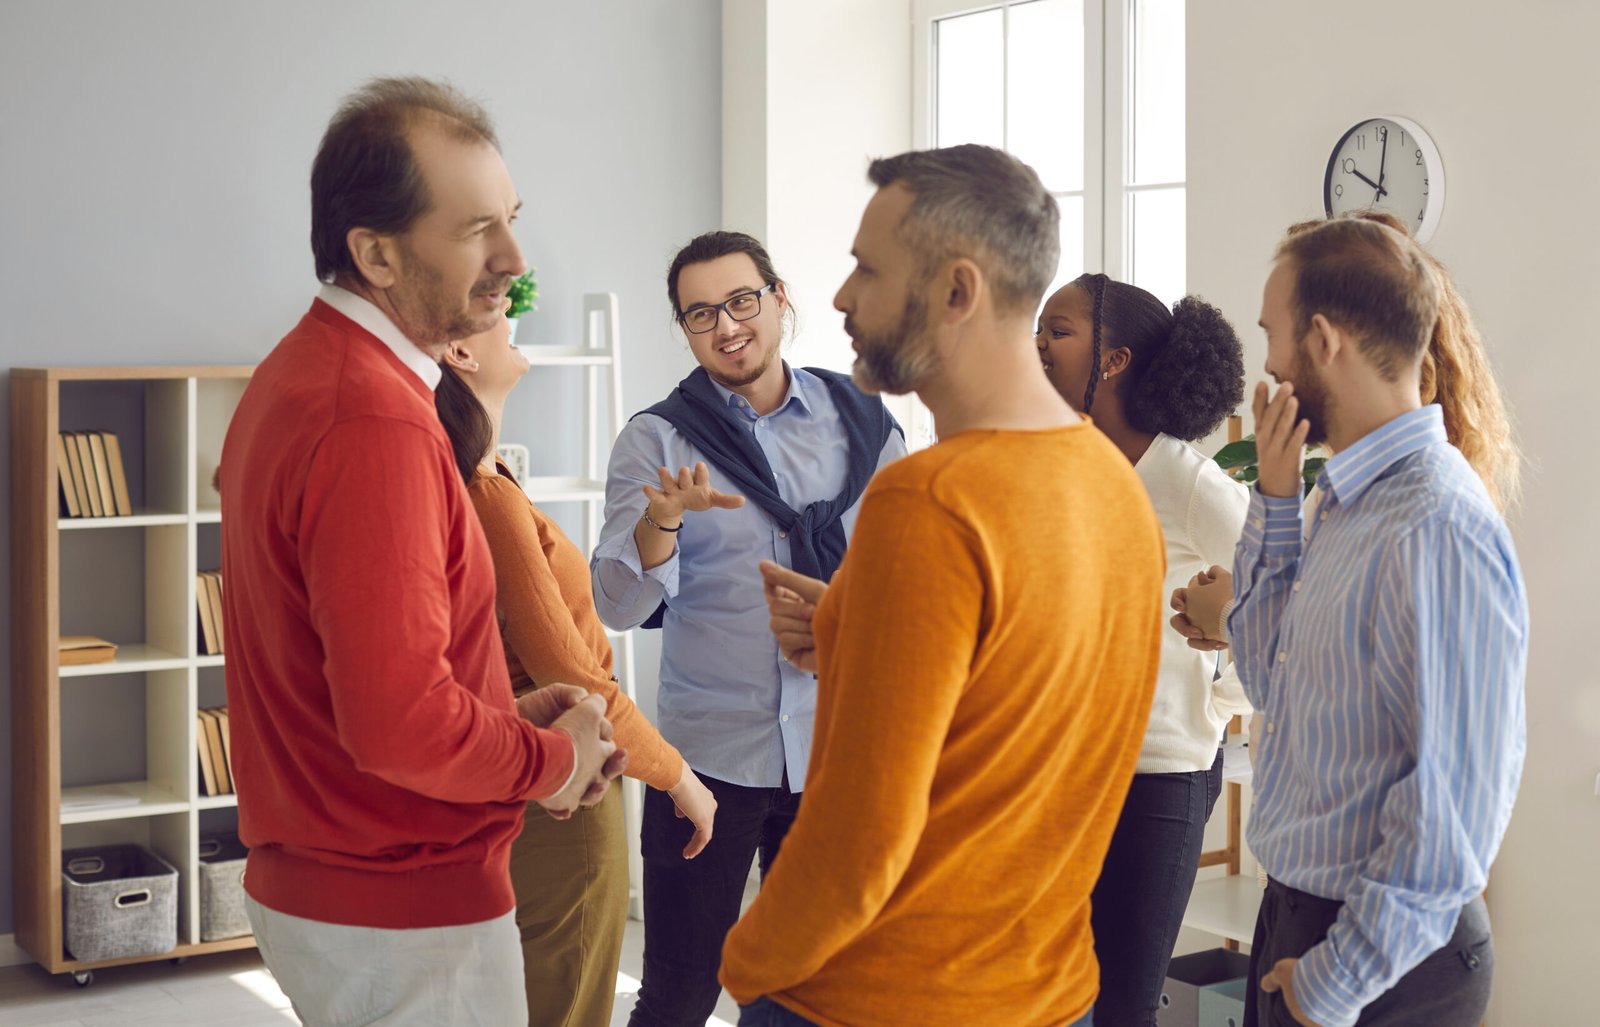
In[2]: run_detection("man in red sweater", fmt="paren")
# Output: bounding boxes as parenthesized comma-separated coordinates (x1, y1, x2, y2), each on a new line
(220, 77, 623, 1025)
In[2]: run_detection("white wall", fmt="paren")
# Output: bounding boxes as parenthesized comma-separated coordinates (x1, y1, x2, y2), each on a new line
(1189, 4, 1600, 1021)
(0, 0, 721, 939)
(722, 0, 913, 375)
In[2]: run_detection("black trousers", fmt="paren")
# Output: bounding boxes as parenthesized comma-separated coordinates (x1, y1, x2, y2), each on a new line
(628, 772, 801, 1027)
(1244, 880, 1492, 1027)
(1090, 748, 1224, 1026)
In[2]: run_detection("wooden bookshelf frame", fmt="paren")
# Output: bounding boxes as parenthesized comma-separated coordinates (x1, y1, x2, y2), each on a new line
(11, 365, 253, 979)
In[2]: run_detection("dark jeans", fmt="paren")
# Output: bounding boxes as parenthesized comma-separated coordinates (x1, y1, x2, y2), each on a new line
(1091, 748, 1224, 1026)
(738, 995, 1094, 1027)
(1243, 881, 1492, 1026)
(628, 772, 801, 1027)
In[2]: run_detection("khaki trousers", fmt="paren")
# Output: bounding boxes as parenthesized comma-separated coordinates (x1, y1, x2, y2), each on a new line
(512, 779, 630, 1027)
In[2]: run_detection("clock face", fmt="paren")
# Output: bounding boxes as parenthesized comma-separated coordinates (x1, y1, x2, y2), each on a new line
(1322, 117, 1444, 242)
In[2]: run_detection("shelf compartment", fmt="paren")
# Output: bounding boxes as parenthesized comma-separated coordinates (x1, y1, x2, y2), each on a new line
(1182, 874, 1264, 943)
(59, 644, 189, 677)
(59, 781, 189, 824)
(516, 344, 615, 366)
(522, 475, 607, 503)
(59, 511, 189, 529)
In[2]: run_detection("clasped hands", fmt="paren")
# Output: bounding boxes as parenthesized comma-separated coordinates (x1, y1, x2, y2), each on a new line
(515, 685, 627, 820)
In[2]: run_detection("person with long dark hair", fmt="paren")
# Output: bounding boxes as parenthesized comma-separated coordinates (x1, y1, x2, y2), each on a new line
(436, 312, 717, 1027)
(1035, 272, 1250, 1026)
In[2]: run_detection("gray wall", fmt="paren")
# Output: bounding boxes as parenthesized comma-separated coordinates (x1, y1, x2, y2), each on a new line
(1189, 3, 1598, 1019)
(0, 0, 720, 937)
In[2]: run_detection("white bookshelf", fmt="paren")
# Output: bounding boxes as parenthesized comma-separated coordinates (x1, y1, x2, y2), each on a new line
(11, 366, 256, 983)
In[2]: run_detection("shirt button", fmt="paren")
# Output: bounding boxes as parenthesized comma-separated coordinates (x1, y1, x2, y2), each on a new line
(1254, 518, 1264, 529)
(1320, 510, 1329, 521)
(1292, 582, 1302, 592)
(1267, 722, 1276, 734)
(778, 531, 788, 539)
(1277, 651, 1288, 663)
(758, 418, 768, 428)
(781, 714, 790, 722)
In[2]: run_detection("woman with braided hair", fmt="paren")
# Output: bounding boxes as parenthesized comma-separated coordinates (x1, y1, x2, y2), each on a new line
(1035, 273, 1251, 1025)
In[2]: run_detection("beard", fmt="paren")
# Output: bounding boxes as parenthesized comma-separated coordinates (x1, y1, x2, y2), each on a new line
(1288, 342, 1334, 447)
(392, 248, 510, 349)
(849, 291, 941, 396)
(704, 337, 780, 391)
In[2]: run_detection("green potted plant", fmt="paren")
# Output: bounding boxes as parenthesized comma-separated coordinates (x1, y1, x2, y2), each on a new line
(1214, 435, 1326, 496)
(505, 268, 539, 343)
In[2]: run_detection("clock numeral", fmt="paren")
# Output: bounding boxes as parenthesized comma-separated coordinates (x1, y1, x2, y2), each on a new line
(1377, 125, 1388, 140)
(1355, 134, 1367, 151)
(1333, 183, 1344, 199)
(1422, 177, 1429, 196)
(1415, 148, 1424, 166)
(1342, 158, 1356, 175)
(1400, 130, 1407, 147)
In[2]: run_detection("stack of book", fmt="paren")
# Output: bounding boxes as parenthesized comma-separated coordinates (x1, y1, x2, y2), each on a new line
(58, 635, 118, 666)
(56, 431, 134, 518)
(196, 571, 225, 656)
(196, 706, 235, 797)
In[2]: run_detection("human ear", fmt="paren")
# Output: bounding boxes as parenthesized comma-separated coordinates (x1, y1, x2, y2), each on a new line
(348, 228, 400, 290)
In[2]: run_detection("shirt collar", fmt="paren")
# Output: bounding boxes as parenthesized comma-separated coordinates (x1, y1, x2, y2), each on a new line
(317, 283, 443, 391)
(1319, 405, 1446, 506)
(710, 362, 813, 419)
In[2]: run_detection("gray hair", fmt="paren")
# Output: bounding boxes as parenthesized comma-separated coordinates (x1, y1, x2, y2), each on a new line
(867, 145, 1060, 315)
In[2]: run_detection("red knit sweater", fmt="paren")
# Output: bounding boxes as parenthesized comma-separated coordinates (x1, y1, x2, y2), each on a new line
(220, 299, 574, 929)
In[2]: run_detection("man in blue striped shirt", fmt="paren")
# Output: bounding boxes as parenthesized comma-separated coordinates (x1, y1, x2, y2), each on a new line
(1230, 218, 1527, 1026)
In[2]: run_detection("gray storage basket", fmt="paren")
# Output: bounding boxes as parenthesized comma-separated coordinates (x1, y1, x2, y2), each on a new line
(198, 834, 250, 941)
(61, 844, 178, 962)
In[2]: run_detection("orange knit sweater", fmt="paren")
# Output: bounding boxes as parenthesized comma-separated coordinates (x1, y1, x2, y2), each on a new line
(468, 461, 683, 792)
(720, 425, 1165, 1026)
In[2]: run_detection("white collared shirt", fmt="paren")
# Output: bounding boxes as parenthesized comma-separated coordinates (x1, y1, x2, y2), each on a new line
(317, 283, 442, 391)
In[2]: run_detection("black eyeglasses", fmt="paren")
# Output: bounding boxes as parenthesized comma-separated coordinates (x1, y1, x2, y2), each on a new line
(678, 283, 776, 334)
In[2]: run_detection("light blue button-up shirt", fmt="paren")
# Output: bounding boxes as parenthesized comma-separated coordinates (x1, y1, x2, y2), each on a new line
(1229, 405, 1527, 1027)
(591, 365, 905, 790)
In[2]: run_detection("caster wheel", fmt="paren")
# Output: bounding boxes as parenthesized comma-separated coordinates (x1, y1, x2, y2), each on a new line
(72, 970, 94, 987)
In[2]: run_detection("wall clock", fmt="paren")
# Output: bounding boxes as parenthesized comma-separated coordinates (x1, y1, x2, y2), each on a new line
(1322, 116, 1445, 243)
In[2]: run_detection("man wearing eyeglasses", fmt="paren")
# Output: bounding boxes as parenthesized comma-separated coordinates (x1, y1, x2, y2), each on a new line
(592, 230, 905, 1026)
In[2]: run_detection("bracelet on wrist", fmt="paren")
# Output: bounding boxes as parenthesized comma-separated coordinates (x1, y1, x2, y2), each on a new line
(643, 509, 682, 533)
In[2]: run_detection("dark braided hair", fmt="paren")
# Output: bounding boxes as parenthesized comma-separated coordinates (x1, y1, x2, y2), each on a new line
(1070, 273, 1245, 441)
(1079, 273, 1110, 413)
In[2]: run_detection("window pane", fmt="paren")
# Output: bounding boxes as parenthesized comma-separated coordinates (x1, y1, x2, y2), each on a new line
(1044, 194, 1085, 303)
(935, 9, 1004, 149)
(1130, 187, 1185, 305)
(1007, 0, 1084, 192)
(1130, 0, 1185, 184)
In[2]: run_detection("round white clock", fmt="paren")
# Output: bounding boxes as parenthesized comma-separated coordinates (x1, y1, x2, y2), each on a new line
(1322, 116, 1445, 243)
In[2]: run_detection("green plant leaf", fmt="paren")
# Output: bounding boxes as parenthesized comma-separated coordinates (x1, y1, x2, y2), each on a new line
(1213, 438, 1257, 469)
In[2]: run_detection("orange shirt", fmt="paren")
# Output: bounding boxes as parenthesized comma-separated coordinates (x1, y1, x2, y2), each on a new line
(720, 424, 1165, 1026)
(468, 461, 683, 791)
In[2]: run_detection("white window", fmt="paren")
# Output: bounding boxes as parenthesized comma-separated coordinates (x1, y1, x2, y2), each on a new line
(914, 0, 1185, 299)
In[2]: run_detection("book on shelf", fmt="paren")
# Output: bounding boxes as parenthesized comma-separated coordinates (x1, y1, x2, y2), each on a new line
(71, 433, 104, 517)
(216, 707, 235, 785)
(198, 708, 231, 794)
(58, 635, 117, 666)
(55, 434, 81, 517)
(196, 571, 222, 655)
(197, 712, 219, 796)
(203, 571, 225, 654)
(86, 433, 118, 517)
(100, 432, 134, 515)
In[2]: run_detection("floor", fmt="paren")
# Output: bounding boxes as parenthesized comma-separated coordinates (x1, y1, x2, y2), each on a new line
(0, 916, 742, 1027)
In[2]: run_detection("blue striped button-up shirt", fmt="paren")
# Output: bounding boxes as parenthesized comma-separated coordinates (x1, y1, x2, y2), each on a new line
(591, 366, 904, 790)
(1228, 405, 1527, 1027)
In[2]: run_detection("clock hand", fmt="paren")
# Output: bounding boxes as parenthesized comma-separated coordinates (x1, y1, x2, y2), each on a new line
(1377, 127, 1390, 195)
(1350, 168, 1389, 200)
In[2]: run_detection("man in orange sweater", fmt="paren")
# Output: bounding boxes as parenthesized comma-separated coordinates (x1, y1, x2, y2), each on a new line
(720, 145, 1166, 1027)
(221, 77, 622, 1026)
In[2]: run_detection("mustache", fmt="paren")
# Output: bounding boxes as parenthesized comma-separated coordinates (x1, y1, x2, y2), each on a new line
(474, 276, 513, 297)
